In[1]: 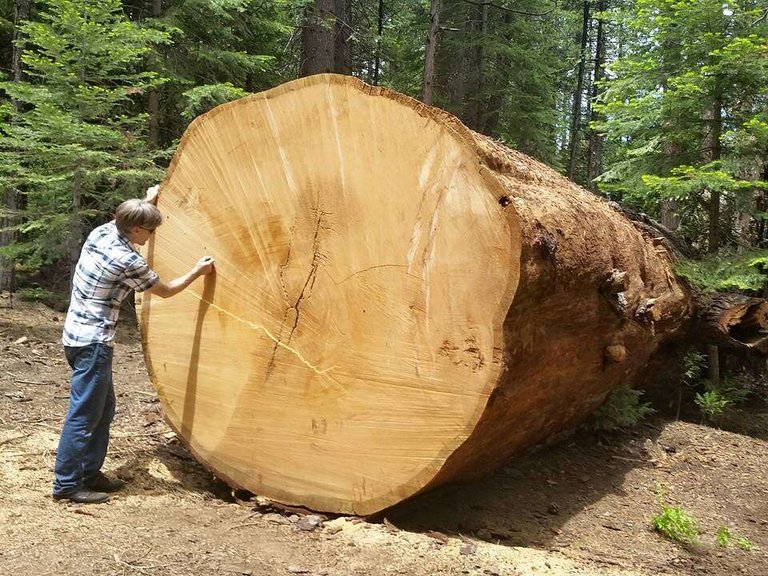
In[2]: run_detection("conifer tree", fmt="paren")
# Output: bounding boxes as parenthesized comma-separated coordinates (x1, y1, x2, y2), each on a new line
(431, 0, 568, 166)
(0, 0, 166, 286)
(135, 0, 288, 147)
(594, 0, 768, 249)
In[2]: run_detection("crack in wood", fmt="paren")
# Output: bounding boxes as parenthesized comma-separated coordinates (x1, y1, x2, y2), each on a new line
(267, 209, 328, 376)
(183, 290, 339, 385)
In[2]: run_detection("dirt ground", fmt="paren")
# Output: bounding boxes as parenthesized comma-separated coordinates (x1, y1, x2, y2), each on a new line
(1, 296, 767, 576)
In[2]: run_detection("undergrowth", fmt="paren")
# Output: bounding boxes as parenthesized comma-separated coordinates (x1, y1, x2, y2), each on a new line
(588, 387, 655, 431)
(651, 484, 699, 545)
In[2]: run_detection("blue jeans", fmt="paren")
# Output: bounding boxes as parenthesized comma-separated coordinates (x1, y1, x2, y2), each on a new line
(52, 343, 115, 496)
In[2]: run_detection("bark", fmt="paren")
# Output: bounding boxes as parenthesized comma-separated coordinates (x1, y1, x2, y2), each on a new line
(703, 91, 723, 253)
(69, 170, 83, 291)
(332, 0, 351, 75)
(761, 158, 768, 247)
(372, 0, 384, 85)
(422, 0, 442, 105)
(137, 75, 767, 515)
(1, 0, 33, 294)
(660, 200, 681, 231)
(461, 2, 488, 131)
(300, 0, 335, 76)
(0, 187, 18, 293)
(567, 0, 590, 181)
(701, 88, 724, 384)
(658, 31, 682, 232)
(147, 0, 163, 149)
(692, 292, 768, 352)
(586, 0, 605, 191)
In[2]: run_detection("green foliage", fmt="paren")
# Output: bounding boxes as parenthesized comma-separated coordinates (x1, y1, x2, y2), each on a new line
(737, 537, 756, 551)
(682, 350, 706, 384)
(0, 0, 168, 272)
(695, 373, 753, 423)
(151, 0, 289, 142)
(160, 0, 282, 86)
(593, 0, 768, 248)
(431, 0, 570, 165)
(18, 286, 53, 303)
(370, 0, 429, 98)
(695, 389, 731, 421)
(641, 163, 761, 202)
(652, 505, 699, 545)
(675, 251, 768, 293)
(588, 386, 655, 431)
(716, 526, 757, 551)
(181, 83, 249, 120)
(716, 526, 731, 547)
(651, 484, 699, 545)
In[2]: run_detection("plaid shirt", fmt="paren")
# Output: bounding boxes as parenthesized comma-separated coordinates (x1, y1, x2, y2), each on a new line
(63, 221, 159, 347)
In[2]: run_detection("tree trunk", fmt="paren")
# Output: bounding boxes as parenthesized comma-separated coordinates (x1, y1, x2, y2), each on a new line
(147, 0, 163, 149)
(704, 91, 723, 253)
(300, 0, 336, 76)
(422, 0, 442, 105)
(461, 1, 487, 131)
(567, 0, 590, 181)
(761, 158, 768, 247)
(137, 75, 765, 515)
(372, 0, 384, 85)
(0, 186, 18, 293)
(69, 170, 83, 291)
(445, 4, 471, 116)
(586, 0, 605, 191)
(332, 0, 351, 75)
(481, 11, 512, 138)
(0, 0, 33, 294)
(692, 292, 768, 351)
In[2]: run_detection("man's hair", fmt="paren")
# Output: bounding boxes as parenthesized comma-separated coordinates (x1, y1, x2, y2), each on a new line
(114, 199, 163, 234)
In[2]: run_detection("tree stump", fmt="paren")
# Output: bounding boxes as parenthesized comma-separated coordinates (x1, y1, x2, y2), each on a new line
(136, 74, 758, 515)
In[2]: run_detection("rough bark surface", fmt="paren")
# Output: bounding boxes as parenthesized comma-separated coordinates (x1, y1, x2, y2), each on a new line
(137, 75, 732, 515)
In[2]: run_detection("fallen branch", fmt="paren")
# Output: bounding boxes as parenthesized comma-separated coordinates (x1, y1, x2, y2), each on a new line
(0, 433, 30, 447)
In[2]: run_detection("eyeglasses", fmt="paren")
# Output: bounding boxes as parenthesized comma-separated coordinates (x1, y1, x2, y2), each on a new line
(139, 227, 156, 234)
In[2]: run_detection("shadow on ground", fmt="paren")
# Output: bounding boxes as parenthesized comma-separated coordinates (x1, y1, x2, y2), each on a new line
(128, 416, 665, 551)
(112, 437, 234, 501)
(384, 422, 663, 549)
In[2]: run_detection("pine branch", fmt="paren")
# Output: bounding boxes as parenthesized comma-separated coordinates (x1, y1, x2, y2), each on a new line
(458, 0, 555, 18)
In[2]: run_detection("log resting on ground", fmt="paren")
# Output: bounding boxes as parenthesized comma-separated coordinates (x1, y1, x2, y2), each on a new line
(136, 74, 768, 515)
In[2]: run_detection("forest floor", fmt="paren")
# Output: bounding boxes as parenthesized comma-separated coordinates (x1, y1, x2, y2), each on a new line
(1, 295, 767, 576)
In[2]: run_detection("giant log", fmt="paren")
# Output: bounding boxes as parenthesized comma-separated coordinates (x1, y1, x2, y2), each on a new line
(137, 74, 759, 515)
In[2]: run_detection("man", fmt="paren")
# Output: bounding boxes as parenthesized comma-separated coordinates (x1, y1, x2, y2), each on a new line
(52, 185, 214, 504)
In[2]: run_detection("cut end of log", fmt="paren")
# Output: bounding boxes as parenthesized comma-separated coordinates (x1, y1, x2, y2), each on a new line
(138, 74, 521, 514)
(137, 74, 695, 515)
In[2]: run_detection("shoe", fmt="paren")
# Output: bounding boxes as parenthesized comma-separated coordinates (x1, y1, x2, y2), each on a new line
(85, 471, 126, 493)
(53, 489, 110, 504)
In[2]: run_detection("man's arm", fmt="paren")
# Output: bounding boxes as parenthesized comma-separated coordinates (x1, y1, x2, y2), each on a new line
(145, 256, 215, 299)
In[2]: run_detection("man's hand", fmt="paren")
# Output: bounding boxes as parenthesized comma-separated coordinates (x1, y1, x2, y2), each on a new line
(146, 256, 215, 299)
(195, 256, 215, 276)
(145, 184, 160, 205)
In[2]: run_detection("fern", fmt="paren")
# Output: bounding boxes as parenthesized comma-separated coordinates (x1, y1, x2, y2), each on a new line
(675, 251, 768, 292)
